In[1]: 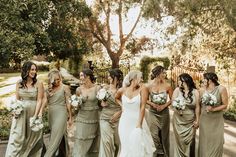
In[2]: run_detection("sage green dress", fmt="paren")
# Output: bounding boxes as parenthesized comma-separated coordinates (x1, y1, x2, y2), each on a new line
(5, 87, 43, 157)
(72, 86, 100, 157)
(99, 93, 121, 157)
(172, 89, 196, 157)
(146, 91, 170, 157)
(44, 86, 69, 157)
(199, 86, 224, 157)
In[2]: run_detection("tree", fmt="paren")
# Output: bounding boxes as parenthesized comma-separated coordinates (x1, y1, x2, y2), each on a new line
(82, 0, 150, 68)
(34, 0, 93, 69)
(0, 0, 50, 69)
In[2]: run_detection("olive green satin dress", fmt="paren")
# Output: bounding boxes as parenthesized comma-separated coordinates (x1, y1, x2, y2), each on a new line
(172, 89, 196, 157)
(99, 93, 121, 157)
(5, 87, 43, 157)
(199, 86, 224, 157)
(72, 86, 100, 157)
(146, 91, 170, 157)
(44, 86, 69, 157)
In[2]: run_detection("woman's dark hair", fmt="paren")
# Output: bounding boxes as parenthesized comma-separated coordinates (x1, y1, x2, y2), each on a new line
(179, 73, 196, 103)
(82, 68, 96, 83)
(109, 68, 123, 88)
(20, 61, 37, 88)
(203, 72, 220, 86)
(151, 65, 165, 80)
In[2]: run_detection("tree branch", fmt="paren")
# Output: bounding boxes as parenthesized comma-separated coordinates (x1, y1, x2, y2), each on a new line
(118, 0, 123, 44)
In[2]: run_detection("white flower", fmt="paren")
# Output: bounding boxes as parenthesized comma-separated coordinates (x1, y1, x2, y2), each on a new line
(6, 99, 24, 116)
(201, 93, 217, 106)
(30, 117, 44, 132)
(172, 97, 185, 110)
(96, 88, 110, 101)
(69, 94, 83, 107)
(152, 93, 167, 105)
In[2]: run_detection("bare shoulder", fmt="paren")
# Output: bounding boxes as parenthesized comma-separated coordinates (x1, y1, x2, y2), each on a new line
(141, 84, 149, 93)
(36, 80, 43, 87)
(63, 84, 70, 90)
(219, 85, 227, 93)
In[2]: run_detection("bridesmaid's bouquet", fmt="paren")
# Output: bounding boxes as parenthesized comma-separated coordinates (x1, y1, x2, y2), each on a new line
(151, 93, 167, 105)
(69, 94, 83, 109)
(96, 88, 110, 101)
(201, 93, 217, 106)
(172, 97, 185, 116)
(6, 99, 24, 118)
(29, 116, 44, 132)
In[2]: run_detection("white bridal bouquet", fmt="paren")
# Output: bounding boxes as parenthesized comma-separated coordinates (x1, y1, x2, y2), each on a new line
(151, 93, 167, 105)
(69, 94, 83, 108)
(172, 97, 185, 115)
(96, 88, 110, 101)
(6, 99, 24, 117)
(201, 93, 217, 106)
(30, 116, 44, 132)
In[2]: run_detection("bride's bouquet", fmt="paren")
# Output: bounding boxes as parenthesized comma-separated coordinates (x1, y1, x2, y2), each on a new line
(6, 99, 24, 118)
(30, 116, 44, 132)
(172, 97, 185, 116)
(201, 93, 217, 106)
(96, 88, 110, 101)
(151, 93, 167, 105)
(69, 94, 83, 109)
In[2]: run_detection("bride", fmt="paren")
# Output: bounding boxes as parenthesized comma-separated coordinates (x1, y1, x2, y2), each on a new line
(115, 70, 155, 157)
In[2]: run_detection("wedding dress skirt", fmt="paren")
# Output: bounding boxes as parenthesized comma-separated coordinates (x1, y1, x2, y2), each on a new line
(118, 94, 155, 157)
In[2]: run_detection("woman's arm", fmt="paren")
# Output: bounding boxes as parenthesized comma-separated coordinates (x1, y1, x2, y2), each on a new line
(171, 87, 179, 104)
(137, 85, 149, 128)
(15, 81, 20, 100)
(64, 85, 72, 126)
(115, 88, 124, 107)
(34, 82, 44, 117)
(209, 86, 228, 112)
(38, 91, 47, 117)
(194, 90, 200, 128)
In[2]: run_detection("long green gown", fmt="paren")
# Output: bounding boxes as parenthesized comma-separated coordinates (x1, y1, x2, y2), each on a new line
(146, 91, 170, 157)
(172, 89, 196, 157)
(99, 93, 121, 157)
(72, 86, 100, 157)
(5, 87, 44, 157)
(44, 86, 69, 157)
(199, 86, 224, 157)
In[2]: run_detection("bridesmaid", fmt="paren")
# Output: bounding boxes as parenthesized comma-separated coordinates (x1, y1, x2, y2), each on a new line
(99, 68, 123, 157)
(199, 72, 228, 157)
(72, 68, 100, 157)
(41, 69, 72, 157)
(172, 73, 200, 157)
(5, 61, 44, 157)
(146, 65, 173, 157)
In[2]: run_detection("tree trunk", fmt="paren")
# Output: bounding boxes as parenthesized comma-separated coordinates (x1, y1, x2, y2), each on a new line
(111, 56, 120, 68)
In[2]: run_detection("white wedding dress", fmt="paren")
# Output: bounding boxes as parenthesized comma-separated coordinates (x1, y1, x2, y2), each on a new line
(118, 94, 155, 157)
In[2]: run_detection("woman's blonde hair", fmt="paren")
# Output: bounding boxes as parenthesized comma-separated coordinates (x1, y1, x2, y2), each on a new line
(123, 70, 142, 87)
(48, 69, 62, 92)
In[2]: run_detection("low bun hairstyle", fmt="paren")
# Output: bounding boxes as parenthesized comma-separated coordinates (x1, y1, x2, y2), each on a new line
(82, 68, 96, 83)
(109, 68, 123, 88)
(151, 65, 165, 80)
(20, 61, 37, 88)
(203, 72, 220, 86)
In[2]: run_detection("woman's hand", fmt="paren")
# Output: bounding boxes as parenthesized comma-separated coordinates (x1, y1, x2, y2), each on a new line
(136, 123, 142, 128)
(101, 101, 108, 107)
(193, 120, 199, 129)
(110, 111, 122, 123)
(206, 106, 213, 112)
(156, 104, 166, 112)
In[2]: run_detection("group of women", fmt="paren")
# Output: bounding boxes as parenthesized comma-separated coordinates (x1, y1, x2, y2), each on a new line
(5, 60, 228, 157)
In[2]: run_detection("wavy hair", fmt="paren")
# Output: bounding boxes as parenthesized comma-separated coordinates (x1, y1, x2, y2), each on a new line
(48, 69, 62, 93)
(20, 61, 37, 88)
(123, 70, 142, 87)
(203, 72, 220, 86)
(109, 68, 123, 89)
(179, 73, 196, 103)
(151, 65, 165, 80)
